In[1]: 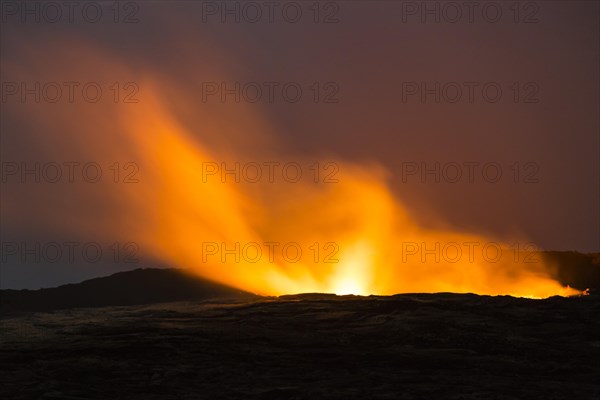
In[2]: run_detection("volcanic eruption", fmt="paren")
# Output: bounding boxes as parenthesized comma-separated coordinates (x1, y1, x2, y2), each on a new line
(1, 39, 582, 299)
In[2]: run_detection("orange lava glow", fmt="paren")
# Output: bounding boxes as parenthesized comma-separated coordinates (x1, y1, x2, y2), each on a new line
(3, 44, 582, 299)
(112, 82, 580, 299)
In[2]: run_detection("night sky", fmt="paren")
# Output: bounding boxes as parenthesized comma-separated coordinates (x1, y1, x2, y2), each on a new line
(1, 1, 598, 289)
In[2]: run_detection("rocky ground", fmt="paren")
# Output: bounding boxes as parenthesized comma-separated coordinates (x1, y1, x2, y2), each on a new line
(1, 293, 599, 399)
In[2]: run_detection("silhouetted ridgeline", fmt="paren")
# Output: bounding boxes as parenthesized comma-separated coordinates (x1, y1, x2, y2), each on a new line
(0, 268, 258, 313)
(1, 252, 598, 314)
(545, 251, 600, 291)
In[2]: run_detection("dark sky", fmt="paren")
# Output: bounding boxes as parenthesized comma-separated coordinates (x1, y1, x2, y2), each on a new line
(1, 1, 598, 289)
